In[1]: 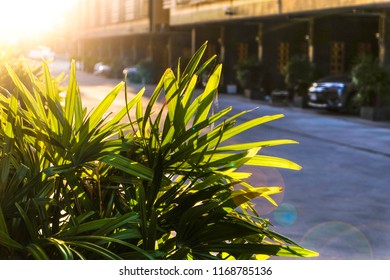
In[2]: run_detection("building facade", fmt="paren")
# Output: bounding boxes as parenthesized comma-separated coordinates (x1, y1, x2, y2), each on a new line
(73, 0, 390, 92)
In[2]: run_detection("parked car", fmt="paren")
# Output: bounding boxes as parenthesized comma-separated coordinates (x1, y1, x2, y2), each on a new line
(307, 75, 356, 110)
(93, 62, 112, 76)
(123, 66, 142, 83)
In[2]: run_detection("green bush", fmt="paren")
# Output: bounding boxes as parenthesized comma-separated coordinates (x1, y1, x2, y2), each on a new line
(351, 55, 390, 107)
(235, 58, 263, 90)
(0, 43, 317, 259)
(0, 51, 42, 94)
(284, 55, 315, 97)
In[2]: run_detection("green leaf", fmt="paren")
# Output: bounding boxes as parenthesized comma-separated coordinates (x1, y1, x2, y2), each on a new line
(5, 63, 43, 121)
(0, 207, 9, 235)
(220, 114, 285, 143)
(26, 243, 50, 260)
(69, 235, 154, 260)
(15, 203, 38, 242)
(87, 81, 124, 134)
(215, 139, 299, 152)
(0, 231, 23, 250)
(100, 154, 153, 181)
(181, 41, 208, 84)
(163, 69, 180, 123)
(65, 60, 84, 132)
(93, 212, 138, 235)
(47, 237, 74, 260)
(246, 155, 302, 170)
(193, 64, 222, 125)
(64, 240, 122, 260)
(201, 244, 319, 258)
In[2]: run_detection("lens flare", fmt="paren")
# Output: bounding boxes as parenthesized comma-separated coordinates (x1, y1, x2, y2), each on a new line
(300, 221, 373, 259)
(273, 203, 297, 226)
(245, 166, 286, 215)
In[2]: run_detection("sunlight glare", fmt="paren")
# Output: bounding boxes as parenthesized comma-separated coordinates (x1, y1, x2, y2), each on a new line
(0, 0, 76, 43)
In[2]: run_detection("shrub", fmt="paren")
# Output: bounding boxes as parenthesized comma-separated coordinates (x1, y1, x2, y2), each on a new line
(0, 43, 317, 259)
(136, 58, 154, 84)
(351, 55, 390, 107)
(0, 51, 42, 94)
(284, 55, 315, 97)
(236, 58, 261, 88)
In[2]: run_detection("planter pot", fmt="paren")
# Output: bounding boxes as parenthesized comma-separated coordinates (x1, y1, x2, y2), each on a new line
(292, 95, 308, 108)
(360, 106, 390, 121)
(269, 90, 289, 106)
(226, 84, 238, 94)
(244, 88, 264, 100)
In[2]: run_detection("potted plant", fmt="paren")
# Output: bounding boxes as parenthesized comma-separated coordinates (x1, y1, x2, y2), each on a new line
(136, 58, 154, 84)
(235, 58, 265, 100)
(283, 55, 315, 108)
(351, 55, 390, 121)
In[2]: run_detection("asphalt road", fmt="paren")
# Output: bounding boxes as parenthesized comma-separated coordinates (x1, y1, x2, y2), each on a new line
(50, 59, 390, 260)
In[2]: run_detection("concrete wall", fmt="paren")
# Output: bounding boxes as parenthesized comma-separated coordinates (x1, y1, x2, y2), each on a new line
(169, 0, 390, 25)
(283, 0, 390, 14)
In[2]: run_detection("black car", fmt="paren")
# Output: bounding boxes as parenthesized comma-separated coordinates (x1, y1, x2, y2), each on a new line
(307, 75, 356, 110)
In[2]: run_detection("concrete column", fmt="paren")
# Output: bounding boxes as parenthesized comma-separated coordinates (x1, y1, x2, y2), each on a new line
(119, 37, 124, 58)
(256, 23, 263, 63)
(148, 37, 153, 60)
(130, 37, 137, 63)
(218, 26, 225, 63)
(167, 36, 173, 68)
(378, 11, 390, 66)
(191, 27, 196, 54)
(307, 17, 314, 63)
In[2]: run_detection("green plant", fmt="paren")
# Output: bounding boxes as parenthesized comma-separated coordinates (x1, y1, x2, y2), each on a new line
(136, 58, 154, 84)
(235, 58, 263, 90)
(284, 55, 315, 97)
(80, 55, 96, 73)
(0, 51, 43, 94)
(0, 43, 317, 259)
(351, 55, 390, 107)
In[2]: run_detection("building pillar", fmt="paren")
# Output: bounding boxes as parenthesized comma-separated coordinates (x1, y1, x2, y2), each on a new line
(167, 36, 173, 68)
(378, 11, 390, 66)
(148, 37, 153, 60)
(307, 17, 314, 63)
(119, 37, 125, 58)
(131, 38, 137, 63)
(256, 23, 263, 63)
(218, 26, 225, 63)
(191, 27, 196, 54)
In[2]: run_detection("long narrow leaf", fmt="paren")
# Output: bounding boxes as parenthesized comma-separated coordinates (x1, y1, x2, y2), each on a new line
(193, 64, 222, 125)
(100, 154, 153, 181)
(87, 82, 124, 133)
(65, 241, 122, 260)
(215, 139, 299, 152)
(220, 114, 285, 143)
(26, 243, 50, 260)
(0, 231, 23, 250)
(201, 244, 319, 258)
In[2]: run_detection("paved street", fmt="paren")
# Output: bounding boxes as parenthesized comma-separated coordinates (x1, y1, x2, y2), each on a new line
(51, 60, 390, 259)
(216, 96, 390, 260)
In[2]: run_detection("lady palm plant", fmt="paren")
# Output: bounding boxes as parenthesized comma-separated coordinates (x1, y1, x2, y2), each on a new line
(0, 43, 317, 259)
